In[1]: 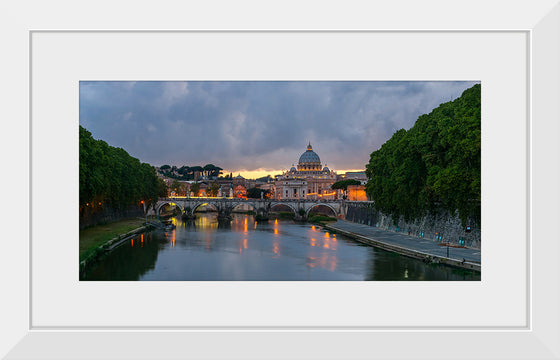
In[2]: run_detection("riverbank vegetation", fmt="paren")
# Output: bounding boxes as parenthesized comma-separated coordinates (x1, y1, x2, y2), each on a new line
(79, 218, 146, 261)
(365, 84, 481, 226)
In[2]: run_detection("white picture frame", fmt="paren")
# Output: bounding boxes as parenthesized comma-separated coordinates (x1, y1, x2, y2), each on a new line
(2, 0, 559, 358)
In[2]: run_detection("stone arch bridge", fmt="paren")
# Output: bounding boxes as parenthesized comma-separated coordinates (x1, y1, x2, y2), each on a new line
(154, 197, 355, 219)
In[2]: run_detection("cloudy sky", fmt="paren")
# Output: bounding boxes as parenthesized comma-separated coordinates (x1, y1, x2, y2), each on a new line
(79, 81, 478, 178)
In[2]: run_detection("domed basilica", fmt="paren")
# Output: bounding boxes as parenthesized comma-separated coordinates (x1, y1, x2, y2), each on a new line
(276, 143, 338, 199)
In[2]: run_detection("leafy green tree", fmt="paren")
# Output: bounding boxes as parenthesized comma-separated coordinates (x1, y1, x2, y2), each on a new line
(157, 178, 168, 198)
(331, 179, 361, 191)
(79, 126, 164, 215)
(365, 84, 480, 225)
(177, 166, 190, 175)
(170, 180, 189, 196)
(207, 182, 220, 197)
(246, 188, 271, 199)
(190, 166, 203, 175)
(190, 182, 201, 197)
(211, 166, 223, 178)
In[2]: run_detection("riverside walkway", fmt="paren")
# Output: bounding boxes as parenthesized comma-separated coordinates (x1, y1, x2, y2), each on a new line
(323, 220, 481, 272)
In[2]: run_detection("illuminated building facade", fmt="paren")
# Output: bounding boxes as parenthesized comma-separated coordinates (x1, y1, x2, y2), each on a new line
(234, 185, 247, 198)
(275, 143, 338, 199)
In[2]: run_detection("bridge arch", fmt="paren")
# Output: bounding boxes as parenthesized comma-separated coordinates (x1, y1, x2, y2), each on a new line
(156, 201, 184, 216)
(270, 202, 297, 215)
(156, 200, 185, 215)
(231, 202, 256, 213)
(306, 203, 338, 218)
(192, 202, 219, 213)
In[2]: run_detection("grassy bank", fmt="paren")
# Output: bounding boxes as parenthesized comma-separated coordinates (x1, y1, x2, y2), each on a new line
(79, 218, 146, 261)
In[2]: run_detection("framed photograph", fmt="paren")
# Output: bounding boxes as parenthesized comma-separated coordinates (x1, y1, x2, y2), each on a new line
(2, 0, 559, 358)
(77, 79, 482, 282)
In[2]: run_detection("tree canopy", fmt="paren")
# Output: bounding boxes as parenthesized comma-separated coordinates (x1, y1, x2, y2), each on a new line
(158, 163, 222, 180)
(207, 182, 220, 197)
(190, 182, 201, 197)
(246, 188, 271, 199)
(79, 126, 167, 210)
(331, 179, 362, 191)
(365, 84, 481, 225)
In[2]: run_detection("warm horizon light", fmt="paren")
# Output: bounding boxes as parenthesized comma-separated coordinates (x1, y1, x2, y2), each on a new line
(219, 168, 366, 180)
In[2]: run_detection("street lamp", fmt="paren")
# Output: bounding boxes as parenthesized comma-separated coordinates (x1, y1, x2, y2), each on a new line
(141, 200, 147, 224)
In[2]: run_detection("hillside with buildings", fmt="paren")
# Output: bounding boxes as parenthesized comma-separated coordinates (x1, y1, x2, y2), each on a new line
(157, 143, 368, 201)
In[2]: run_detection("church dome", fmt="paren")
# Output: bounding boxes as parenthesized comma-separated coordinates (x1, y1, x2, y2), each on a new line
(322, 165, 330, 172)
(298, 142, 321, 164)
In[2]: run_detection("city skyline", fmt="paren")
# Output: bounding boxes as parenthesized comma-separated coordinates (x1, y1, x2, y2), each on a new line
(79, 80, 479, 178)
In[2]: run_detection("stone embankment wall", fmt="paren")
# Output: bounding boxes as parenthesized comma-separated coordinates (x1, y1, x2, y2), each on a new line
(345, 203, 480, 249)
(79, 204, 145, 230)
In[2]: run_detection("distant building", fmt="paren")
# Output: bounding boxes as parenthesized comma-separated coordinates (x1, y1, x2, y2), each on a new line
(344, 171, 368, 185)
(347, 185, 368, 201)
(198, 182, 208, 197)
(259, 182, 275, 195)
(233, 174, 245, 187)
(275, 143, 338, 199)
(234, 185, 247, 198)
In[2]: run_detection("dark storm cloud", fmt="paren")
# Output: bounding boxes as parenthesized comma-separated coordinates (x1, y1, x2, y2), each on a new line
(79, 81, 479, 172)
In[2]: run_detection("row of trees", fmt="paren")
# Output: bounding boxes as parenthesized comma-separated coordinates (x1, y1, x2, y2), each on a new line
(365, 84, 481, 225)
(159, 164, 223, 180)
(79, 126, 167, 211)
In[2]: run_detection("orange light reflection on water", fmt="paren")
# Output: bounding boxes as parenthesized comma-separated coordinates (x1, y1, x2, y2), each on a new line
(272, 240, 280, 258)
(307, 228, 338, 271)
(306, 252, 338, 271)
(196, 215, 219, 230)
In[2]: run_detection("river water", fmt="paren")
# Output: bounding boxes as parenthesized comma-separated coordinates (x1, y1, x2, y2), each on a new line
(81, 213, 480, 281)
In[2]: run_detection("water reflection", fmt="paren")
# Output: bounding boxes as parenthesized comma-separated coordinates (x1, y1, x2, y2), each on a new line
(81, 213, 480, 281)
(363, 250, 479, 281)
(82, 232, 163, 281)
